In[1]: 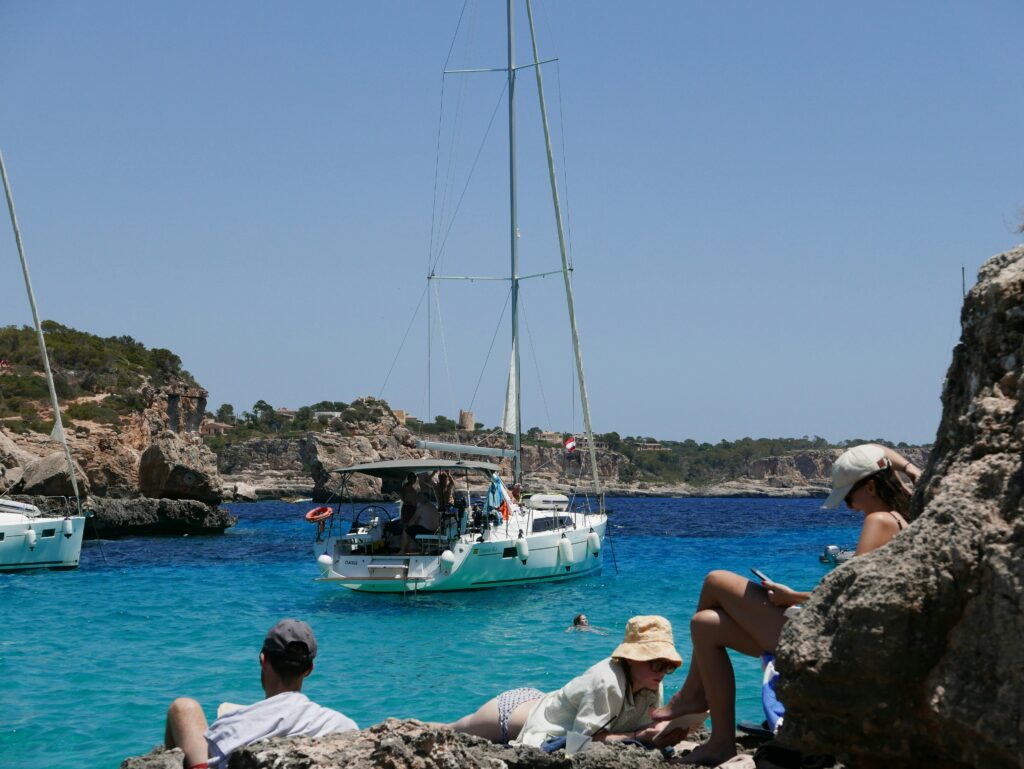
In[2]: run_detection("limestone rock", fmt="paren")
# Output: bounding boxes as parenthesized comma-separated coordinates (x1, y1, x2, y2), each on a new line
(0, 429, 39, 468)
(122, 719, 732, 769)
(85, 497, 237, 538)
(0, 465, 24, 493)
(232, 481, 258, 502)
(776, 245, 1024, 769)
(19, 451, 90, 496)
(139, 431, 222, 503)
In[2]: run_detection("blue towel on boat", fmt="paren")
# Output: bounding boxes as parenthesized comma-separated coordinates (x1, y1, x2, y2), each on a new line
(485, 473, 502, 513)
(761, 653, 785, 733)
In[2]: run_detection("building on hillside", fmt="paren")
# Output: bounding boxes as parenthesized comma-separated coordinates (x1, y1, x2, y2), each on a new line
(536, 430, 562, 444)
(276, 408, 296, 422)
(634, 441, 668, 452)
(458, 410, 475, 431)
(199, 421, 231, 436)
(573, 434, 609, 451)
(313, 411, 343, 421)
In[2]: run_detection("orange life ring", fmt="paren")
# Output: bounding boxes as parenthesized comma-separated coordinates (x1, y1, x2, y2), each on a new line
(305, 506, 333, 523)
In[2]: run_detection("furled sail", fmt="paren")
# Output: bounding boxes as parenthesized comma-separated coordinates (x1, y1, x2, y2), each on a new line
(501, 343, 518, 434)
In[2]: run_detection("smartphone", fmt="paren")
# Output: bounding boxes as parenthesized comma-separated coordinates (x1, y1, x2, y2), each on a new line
(750, 567, 770, 583)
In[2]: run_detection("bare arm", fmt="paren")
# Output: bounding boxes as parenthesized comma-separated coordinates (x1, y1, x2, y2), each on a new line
(874, 445, 922, 483)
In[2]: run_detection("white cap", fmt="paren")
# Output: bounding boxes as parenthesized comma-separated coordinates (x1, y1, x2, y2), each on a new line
(822, 444, 891, 509)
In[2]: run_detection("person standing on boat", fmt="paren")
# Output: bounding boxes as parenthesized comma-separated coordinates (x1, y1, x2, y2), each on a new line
(397, 472, 420, 552)
(433, 470, 455, 511)
(163, 619, 357, 769)
(446, 615, 696, 754)
(652, 444, 920, 766)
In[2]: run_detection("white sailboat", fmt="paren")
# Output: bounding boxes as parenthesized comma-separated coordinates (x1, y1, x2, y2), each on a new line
(0, 148, 87, 572)
(311, 0, 608, 593)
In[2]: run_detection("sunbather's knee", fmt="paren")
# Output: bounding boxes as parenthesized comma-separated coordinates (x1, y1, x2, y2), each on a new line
(167, 697, 203, 721)
(705, 569, 737, 591)
(691, 608, 720, 640)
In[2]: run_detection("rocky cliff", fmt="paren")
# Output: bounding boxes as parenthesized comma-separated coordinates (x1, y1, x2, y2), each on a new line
(776, 245, 1024, 769)
(210, 423, 928, 501)
(1, 380, 227, 535)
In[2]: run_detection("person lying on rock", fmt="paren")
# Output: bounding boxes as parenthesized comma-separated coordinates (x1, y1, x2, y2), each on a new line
(446, 615, 703, 755)
(163, 619, 357, 769)
(652, 444, 921, 767)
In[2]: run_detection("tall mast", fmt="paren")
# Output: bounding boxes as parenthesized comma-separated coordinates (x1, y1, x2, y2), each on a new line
(507, 0, 522, 483)
(1, 148, 81, 513)
(524, 0, 602, 503)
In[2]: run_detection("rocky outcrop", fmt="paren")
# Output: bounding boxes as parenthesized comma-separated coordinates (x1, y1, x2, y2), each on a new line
(15, 494, 236, 537)
(776, 245, 1024, 769)
(122, 718, 778, 769)
(216, 437, 318, 499)
(138, 431, 222, 503)
(84, 497, 236, 538)
(19, 450, 90, 496)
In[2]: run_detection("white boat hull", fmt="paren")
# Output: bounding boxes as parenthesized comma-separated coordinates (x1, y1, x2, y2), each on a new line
(316, 515, 606, 593)
(0, 512, 86, 572)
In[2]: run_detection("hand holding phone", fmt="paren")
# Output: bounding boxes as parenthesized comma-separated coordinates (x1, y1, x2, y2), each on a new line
(750, 567, 770, 583)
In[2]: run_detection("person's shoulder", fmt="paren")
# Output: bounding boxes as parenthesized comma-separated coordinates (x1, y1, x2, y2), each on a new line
(580, 657, 625, 687)
(315, 703, 360, 732)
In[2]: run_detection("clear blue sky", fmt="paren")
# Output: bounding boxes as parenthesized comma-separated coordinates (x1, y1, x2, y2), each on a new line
(2, 1, 1021, 445)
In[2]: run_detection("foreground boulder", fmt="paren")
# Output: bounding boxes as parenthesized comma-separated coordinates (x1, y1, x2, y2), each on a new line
(139, 431, 222, 503)
(85, 497, 236, 538)
(777, 245, 1024, 769)
(19, 451, 91, 496)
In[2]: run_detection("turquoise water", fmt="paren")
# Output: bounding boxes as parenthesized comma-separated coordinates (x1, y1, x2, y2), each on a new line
(0, 497, 859, 768)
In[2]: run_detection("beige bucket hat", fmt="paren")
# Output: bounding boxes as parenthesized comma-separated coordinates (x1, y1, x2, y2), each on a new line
(611, 615, 683, 666)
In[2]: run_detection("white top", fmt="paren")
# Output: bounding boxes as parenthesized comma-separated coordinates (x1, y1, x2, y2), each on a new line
(515, 657, 662, 755)
(204, 691, 357, 765)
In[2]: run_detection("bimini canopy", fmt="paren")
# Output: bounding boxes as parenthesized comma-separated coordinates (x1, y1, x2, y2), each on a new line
(327, 458, 501, 481)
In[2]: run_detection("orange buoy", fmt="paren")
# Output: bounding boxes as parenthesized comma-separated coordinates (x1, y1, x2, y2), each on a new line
(304, 506, 333, 523)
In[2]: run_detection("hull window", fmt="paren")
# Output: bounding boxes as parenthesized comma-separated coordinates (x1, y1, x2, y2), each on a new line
(531, 516, 574, 533)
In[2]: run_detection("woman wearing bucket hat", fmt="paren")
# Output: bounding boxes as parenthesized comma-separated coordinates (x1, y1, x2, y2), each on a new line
(651, 444, 920, 766)
(446, 615, 696, 755)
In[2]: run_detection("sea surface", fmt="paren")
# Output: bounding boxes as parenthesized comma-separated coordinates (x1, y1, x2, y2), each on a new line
(0, 497, 860, 768)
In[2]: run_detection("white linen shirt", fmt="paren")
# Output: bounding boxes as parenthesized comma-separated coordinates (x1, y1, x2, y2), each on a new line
(514, 657, 663, 755)
(204, 691, 357, 765)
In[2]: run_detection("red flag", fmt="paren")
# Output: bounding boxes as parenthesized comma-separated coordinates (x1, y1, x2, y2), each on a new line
(564, 435, 576, 452)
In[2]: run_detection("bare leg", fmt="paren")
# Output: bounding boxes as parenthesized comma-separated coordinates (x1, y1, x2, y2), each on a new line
(655, 569, 787, 722)
(448, 696, 502, 742)
(165, 697, 210, 768)
(447, 696, 539, 743)
(680, 607, 768, 766)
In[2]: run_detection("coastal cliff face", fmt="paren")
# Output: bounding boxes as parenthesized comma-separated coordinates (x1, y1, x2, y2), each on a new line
(1, 381, 227, 534)
(776, 245, 1024, 769)
(214, 401, 425, 501)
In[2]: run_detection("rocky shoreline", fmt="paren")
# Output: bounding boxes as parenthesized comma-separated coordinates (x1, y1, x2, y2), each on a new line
(122, 718, 820, 769)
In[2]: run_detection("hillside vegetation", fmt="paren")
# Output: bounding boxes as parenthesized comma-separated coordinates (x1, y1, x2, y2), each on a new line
(0, 321, 194, 432)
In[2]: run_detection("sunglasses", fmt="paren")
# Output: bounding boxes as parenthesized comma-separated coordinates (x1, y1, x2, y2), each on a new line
(648, 659, 677, 674)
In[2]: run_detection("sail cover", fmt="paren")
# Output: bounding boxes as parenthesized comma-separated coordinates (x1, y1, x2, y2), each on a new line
(501, 343, 518, 434)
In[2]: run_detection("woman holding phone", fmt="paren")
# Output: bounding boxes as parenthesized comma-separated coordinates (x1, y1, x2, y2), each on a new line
(446, 616, 696, 755)
(652, 444, 920, 766)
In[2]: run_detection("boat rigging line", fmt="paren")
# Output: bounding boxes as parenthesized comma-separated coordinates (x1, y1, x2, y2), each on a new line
(378, 281, 429, 398)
